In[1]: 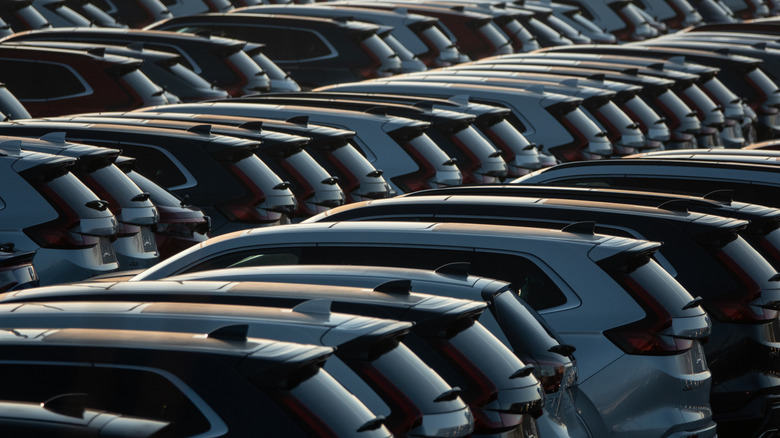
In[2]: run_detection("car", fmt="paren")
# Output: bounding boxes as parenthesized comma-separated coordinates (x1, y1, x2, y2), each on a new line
(312, 79, 615, 161)
(550, 0, 659, 41)
(631, 0, 704, 30)
(148, 13, 403, 89)
(0, 120, 298, 234)
(129, 220, 716, 438)
(59, 0, 127, 28)
(235, 4, 462, 68)
(0, 326, 390, 437)
(229, 94, 509, 183)
(115, 109, 394, 203)
(405, 183, 780, 270)
(31, 0, 94, 27)
(0, 297, 477, 437)
(2, 28, 270, 97)
(7, 40, 231, 102)
(49, 115, 346, 219)
(139, 102, 463, 194)
(166, 263, 587, 438)
(525, 0, 617, 44)
(161, 0, 234, 16)
(114, 155, 210, 261)
(0, 44, 167, 117)
(0, 280, 546, 437)
(688, 0, 739, 23)
(0, 140, 119, 285)
(0, 0, 51, 31)
(0, 83, 31, 121)
(18, 135, 160, 271)
(76, 0, 172, 28)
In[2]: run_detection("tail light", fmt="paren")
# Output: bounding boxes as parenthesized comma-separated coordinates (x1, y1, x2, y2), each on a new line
(709, 248, 778, 323)
(536, 361, 566, 394)
(604, 274, 694, 355)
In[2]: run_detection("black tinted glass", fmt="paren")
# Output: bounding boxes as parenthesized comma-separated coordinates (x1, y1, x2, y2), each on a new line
(120, 144, 188, 188)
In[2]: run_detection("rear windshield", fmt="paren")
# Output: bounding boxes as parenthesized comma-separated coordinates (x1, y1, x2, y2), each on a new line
(595, 101, 636, 134)
(526, 17, 569, 46)
(283, 150, 334, 190)
(615, 256, 703, 318)
(566, 10, 605, 34)
(287, 368, 389, 438)
(89, 164, 153, 210)
(501, 19, 539, 51)
(721, 236, 779, 290)
(615, 3, 650, 28)
(366, 343, 463, 413)
(762, 227, 780, 267)
(251, 51, 289, 81)
(656, 90, 694, 128)
(120, 69, 166, 105)
(492, 291, 561, 357)
(419, 25, 459, 58)
(545, 14, 583, 42)
(168, 62, 213, 89)
(479, 22, 511, 52)
(232, 154, 286, 198)
(361, 33, 399, 70)
(219, 51, 266, 88)
(405, 133, 457, 172)
(328, 143, 380, 181)
(485, 119, 535, 155)
(563, 107, 603, 139)
(623, 95, 663, 130)
(39, 171, 114, 220)
(126, 170, 182, 208)
(0, 86, 30, 120)
(452, 125, 501, 162)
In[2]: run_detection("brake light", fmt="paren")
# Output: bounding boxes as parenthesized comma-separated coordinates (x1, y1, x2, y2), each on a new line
(218, 162, 280, 224)
(353, 362, 424, 435)
(708, 249, 778, 323)
(536, 361, 566, 394)
(604, 275, 694, 355)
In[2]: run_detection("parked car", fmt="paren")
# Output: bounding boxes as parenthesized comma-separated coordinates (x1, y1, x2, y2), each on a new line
(0, 280, 543, 437)
(118, 109, 394, 203)
(60, 0, 127, 28)
(2, 28, 270, 97)
(161, 0, 234, 16)
(8, 40, 231, 103)
(166, 263, 587, 438)
(31, 0, 94, 27)
(0, 0, 51, 31)
(0, 83, 31, 121)
(148, 13, 403, 89)
(525, 0, 617, 43)
(0, 326, 390, 437)
(549, 0, 659, 41)
(114, 155, 210, 261)
(0, 44, 167, 117)
(50, 115, 345, 218)
(632, 0, 704, 30)
(0, 140, 119, 285)
(18, 135, 160, 271)
(140, 102, 463, 194)
(230, 94, 509, 183)
(129, 221, 717, 438)
(0, 121, 297, 234)
(314, 78, 614, 161)
(78, 0, 172, 27)
(0, 297, 477, 437)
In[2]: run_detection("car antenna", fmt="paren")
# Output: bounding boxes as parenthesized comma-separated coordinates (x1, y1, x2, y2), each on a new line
(207, 324, 249, 341)
(434, 262, 470, 277)
(561, 221, 596, 235)
(42, 393, 88, 418)
(374, 280, 412, 295)
(292, 299, 332, 315)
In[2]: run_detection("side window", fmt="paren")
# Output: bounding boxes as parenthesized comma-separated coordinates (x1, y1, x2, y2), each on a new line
(291, 29, 332, 60)
(548, 176, 624, 188)
(307, 245, 473, 269)
(118, 144, 188, 188)
(248, 27, 296, 61)
(471, 251, 567, 311)
(0, 363, 211, 436)
(624, 176, 771, 206)
(186, 247, 307, 273)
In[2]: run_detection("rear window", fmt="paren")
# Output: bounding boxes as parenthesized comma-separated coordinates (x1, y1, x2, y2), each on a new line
(562, 107, 603, 139)
(702, 77, 741, 108)
(492, 291, 561, 356)
(283, 150, 333, 192)
(525, 17, 568, 46)
(119, 69, 165, 105)
(232, 154, 286, 197)
(405, 132, 456, 172)
(384, 34, 416, 62)
(419, 25, 459, 58)
(452, 125, 501, 163)
(37, 171, 114, 220)
(746, 67, 780, 105)
(120, 144, 189, 189)
(360, 33, 398, 69)
(0, 86, 30, 119)
(168, 62, 213, 89)
(225, 51, 266, 86)
(0, 59, 87, 100)
(14, 5, 50, 29)
(721, 236, 779, 290)
(478, 22, 511, 52)
(761, 227, 780, 268)
(88, 164, 153, 210)
(623, 95, 663, 131)
(502, 19, 539, 51)
(285, 368, 389, 438)
(45, 4, 92, 26)
(78, 3, 121, 27)
(251, 51, 289, 81)
(656, 90, 694, 129)
(681, 84, 719, 119)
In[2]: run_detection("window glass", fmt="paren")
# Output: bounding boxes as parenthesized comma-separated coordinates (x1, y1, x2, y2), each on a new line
(452, 125, 501, 162)
(502, 19, 539, 51)
(405, 132, 455, 172)
(721, 236, 779, 289)
(0, 86, 31, 119)
(168, 62, 212, 88)
(40, 172, 113, 220)
(478, 22, 511, 52)
(566, 10, 603, 33)
(623, 95, 663, 131)
(612, 257, 702, 318)
(287, 368, 389, 438)
(120, 68, 165, 104)
(251, 51, 289, 81)
(525, 18, 569, 46)
(46, 4, 92, 26)
(292, 29, 333, 60)
(472, 251, 567, 310)
(493, 291, 561, 354)
(89, 164, 152, 209)
(0, 363, 211, 436)
(126, 169, 182, 207)
(119, 144, 188, 188)
(0, 60, 86, 100)
(419, 25, 459, 59)
(15, 5, 50, 29)
(233, 154, 286, 198)
(384, 34, 415, 62)
(79, 3, 121, 27)
(187, 247, 306, 273)
(243, 27, 295, 60)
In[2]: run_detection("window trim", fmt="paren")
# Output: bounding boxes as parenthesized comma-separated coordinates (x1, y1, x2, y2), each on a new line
(0, 58, 93, 102)
(118, 141, 198, 191)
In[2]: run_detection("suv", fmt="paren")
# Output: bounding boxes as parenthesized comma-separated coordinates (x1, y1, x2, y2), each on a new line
(0, 326, 391, 437)
(0, 245, 38, 292)
(149, 13, 403, 89)
(167, 263, 586, 438)
(0, 121, 297, 234)
(2, 28, 269, 97)
(0, 141, 118, 285)
(130, 221, 716, 438)
(0, 44, 167, 117)
(142, 102, 463, 194)
(18, 135, 160, 271)
(0, 281, 546, 437)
